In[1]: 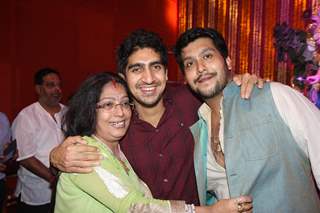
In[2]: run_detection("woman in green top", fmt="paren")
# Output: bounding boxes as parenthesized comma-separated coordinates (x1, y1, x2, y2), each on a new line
(55, 72, 252, 213)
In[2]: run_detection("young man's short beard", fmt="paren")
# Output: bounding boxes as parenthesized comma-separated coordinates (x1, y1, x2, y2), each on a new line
(132, 92, 164, 108)
(198, 69, 229, 100)
(198, 78, 228, 100)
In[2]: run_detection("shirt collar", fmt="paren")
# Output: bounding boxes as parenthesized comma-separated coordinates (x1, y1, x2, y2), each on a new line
(198, 102, 211, 123)
(131, 95, 173, 125)
(198, 97, 224, 124)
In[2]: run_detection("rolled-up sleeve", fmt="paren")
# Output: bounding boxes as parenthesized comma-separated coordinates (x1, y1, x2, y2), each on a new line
(12, 112, 37, 161)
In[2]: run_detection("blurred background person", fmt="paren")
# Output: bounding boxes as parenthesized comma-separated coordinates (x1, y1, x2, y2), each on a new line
(0, 112, 11, 212)
(12, 68, 66, 213)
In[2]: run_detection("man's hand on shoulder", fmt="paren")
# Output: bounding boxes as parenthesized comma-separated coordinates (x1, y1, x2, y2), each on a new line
(50, 136, 103, 173)
(233, 73, 266, 99)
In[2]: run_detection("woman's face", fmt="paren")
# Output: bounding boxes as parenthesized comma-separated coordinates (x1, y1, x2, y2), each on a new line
(95, 82, 132, 143)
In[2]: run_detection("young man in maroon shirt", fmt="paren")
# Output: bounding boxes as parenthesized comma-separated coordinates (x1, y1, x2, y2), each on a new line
(49, 29, 263, 204)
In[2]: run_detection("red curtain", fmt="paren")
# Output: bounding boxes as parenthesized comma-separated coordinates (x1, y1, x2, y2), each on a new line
(178, 0, 314, 83)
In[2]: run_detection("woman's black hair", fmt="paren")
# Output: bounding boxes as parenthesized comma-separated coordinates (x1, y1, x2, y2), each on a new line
(63, 72, 129, 137)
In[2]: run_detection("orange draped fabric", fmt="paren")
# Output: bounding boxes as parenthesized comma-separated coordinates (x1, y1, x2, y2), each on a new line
(178, 0, 314, 82)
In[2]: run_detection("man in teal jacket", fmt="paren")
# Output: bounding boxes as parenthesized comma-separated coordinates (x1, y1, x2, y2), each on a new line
(174, 27, 320, 212)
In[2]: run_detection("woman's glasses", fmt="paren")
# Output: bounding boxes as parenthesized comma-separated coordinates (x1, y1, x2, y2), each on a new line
(96, 101, 134, 112)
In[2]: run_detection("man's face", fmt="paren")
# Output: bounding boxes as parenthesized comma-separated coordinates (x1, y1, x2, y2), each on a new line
(36, 73, 62, 107)
(124, 48, 168, 107)
(181, 37, 231, 99)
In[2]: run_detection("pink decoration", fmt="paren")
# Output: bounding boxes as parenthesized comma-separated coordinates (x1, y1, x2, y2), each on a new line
(306, 69, 320, 84)
(308, 6, 320, 50)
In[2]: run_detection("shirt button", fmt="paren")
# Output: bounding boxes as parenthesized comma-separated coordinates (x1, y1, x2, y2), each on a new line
(180, 122, 184, 127)
(163, 178, 168, 183)
(155, 129, 159, 133)
(159, 153, 163, 157)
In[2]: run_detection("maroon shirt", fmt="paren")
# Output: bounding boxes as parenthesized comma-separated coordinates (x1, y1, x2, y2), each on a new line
(120, 82, 201, 204)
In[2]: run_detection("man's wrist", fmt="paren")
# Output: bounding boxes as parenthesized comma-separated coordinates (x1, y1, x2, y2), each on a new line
(48, 173, 57, 184)
(49, 147, 58, 168)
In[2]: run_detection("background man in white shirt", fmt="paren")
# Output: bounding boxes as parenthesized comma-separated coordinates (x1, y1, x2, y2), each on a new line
(174, 27, 320, 212)
(12, 68, 66, 213)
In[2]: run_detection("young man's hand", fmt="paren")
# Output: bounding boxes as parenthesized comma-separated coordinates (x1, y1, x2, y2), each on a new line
(233, 73, 266, 99)
(50, 136, 103, 173)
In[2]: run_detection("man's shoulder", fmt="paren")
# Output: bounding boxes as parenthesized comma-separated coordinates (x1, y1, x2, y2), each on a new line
(12, 103, 39, 135)
(16, 102, 38, 117)
(269, 82, 293, 93)
(224, 82, 273, 99)
(252, 82, 292, 98)
(21, 102, 38, 110)
(13, 102, 44, 126)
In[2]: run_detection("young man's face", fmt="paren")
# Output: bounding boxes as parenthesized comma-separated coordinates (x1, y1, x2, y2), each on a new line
(181, 37, 231, 99)
(124, 47, 168, 107)
(36, 73, 62, 107)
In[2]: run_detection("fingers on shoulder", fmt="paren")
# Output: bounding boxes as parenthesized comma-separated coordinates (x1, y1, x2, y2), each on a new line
(64, 136, 86, 145)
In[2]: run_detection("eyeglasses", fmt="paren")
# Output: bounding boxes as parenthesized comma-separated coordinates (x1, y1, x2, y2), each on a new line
(96, 101, 134, 111)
